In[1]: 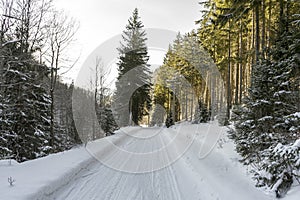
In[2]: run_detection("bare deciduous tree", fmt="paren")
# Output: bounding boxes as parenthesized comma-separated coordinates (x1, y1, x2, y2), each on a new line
(44, 11, 79, 147)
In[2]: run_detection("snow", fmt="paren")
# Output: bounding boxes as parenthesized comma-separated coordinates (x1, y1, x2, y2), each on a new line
(1, 39, 21, 47)
(241, 120, 254, 127)
(0, 146, 94, 200)
(0, 159, 19, 166)
(292, 112, 300, 118)
(274, 90, 291, 97)
(292, 139, 300, 148)
(258, 116, 273, 122)
(0, 122, 299, 200)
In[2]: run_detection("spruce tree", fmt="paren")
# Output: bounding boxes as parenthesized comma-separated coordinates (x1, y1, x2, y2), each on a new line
(0, 39, 15, 158)
(114, 8, 151, 126)
(1, 51, 51, 161)
(231, 9, 300, 196)
(256, 24, 300, 197)
(97, 106, 118, 136)
(0, 0, 52, 161)
(150, 104, 165, 126)
(231, 58, 275, 164)
(194, 99, 210, 123)
(165, 111, 174, 128)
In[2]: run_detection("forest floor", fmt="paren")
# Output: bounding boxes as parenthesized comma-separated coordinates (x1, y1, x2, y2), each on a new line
(1, 122, 299, 200)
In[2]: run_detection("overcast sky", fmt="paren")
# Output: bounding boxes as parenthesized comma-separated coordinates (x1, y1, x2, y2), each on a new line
(54, 0, 203, 83)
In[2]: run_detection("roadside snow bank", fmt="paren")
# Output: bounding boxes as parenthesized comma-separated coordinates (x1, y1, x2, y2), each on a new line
(0, 146, 94, 200)
(0, 127, 133, 200)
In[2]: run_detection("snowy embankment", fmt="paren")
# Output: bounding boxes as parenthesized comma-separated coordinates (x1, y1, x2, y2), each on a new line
(0, 146, 92, 200)
(0, 123, 299, 200)
(0, 128, 132, 200)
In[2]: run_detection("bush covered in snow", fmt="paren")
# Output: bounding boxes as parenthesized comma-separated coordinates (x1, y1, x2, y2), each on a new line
(254, 140, 300, 198)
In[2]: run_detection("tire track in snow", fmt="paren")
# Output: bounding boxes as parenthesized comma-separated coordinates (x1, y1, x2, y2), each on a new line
(46, 125, 273, 200)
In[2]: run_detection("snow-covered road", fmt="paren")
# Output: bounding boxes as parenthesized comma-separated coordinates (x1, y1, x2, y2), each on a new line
(46, 127, 185, 200)
(44, 123, 275, 200)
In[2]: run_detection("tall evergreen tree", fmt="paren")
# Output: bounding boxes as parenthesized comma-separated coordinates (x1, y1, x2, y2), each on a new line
(197, 0, 300, 196)
(0, 43, 51, 161)
(150, 104, 165, 126)
(0, 0, 52, 161)
(114, 8, 151, 126)
(230, 3, 300, 196)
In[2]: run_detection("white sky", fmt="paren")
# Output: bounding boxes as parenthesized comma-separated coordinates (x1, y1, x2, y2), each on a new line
(54, 0, 203, 84)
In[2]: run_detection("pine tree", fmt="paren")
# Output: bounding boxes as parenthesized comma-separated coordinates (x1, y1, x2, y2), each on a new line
(230, 4, 300, 196)
(0, 40, 15, 159)
(66, 82, 81, 144)
(232, 58, 275, 164)
(255, 19, 300, 197)
(2, 52, 51, 161)
(114, 8, 151, 126)
(52, 81, 80, 151)
(165, 111, 174, 128)
(150, 104, 165, 126)
(0, 0, 52, 161)
(194, 99, 210, 123)
(97, 106, 118, 136)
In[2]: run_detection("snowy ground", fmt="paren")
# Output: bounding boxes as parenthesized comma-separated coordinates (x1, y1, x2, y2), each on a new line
(1, 122, 299, 200)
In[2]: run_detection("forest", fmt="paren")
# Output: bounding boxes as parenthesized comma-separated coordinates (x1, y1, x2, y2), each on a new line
(0, 0, 299, 198)
(150, 0, 300, 196)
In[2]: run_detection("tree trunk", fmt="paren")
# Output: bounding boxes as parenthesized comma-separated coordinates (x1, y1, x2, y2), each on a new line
(255, 0, 260, 63)
(239, 22, 243, 104)
(0, 31, 3, 95)
(279, 0, 284, 36)
(190, 85, 194, 121)
(50, 89, 54, 147)
(262, 0, 266, 57)
(267, 0, 272, 55)
(227, 19, 231, 122)
(286, 0, 289, 33)
(185, 91, 188, 121)
(251, 10, 255, 65)
(235, 28, 240, 105)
